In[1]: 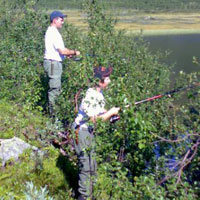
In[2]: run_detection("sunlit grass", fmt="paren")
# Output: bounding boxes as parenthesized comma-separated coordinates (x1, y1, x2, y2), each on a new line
(60, 9, 200, 35)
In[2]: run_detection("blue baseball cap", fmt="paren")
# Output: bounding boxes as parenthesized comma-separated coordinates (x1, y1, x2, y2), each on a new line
(50, 11, 67, 21)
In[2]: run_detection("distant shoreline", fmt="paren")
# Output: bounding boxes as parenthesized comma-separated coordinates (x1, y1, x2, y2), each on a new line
(124, 29, 200, 36)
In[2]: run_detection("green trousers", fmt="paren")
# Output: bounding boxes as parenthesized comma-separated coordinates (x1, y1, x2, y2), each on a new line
(72, 123, 97, 199)
(43, 60, 62, 115)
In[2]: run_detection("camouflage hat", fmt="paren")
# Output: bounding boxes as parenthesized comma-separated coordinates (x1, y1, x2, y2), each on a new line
(94, 66, 112, 79)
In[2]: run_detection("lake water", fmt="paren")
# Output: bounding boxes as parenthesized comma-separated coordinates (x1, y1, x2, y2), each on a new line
(144, 34, 200, 75)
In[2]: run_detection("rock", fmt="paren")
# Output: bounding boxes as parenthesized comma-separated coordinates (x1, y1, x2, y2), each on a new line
(0, 137, 38, 167)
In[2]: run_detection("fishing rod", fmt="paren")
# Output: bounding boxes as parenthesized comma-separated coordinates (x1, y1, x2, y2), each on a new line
(68, 53, 96, 62)
(110, 83, 199, 123)
(134, 83, 199, 105)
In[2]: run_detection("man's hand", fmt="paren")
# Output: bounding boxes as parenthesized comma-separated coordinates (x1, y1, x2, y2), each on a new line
(58, 48, 80, 56)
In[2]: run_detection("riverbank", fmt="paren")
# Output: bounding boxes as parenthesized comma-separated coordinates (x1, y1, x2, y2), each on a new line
(63, 9, 200, 36)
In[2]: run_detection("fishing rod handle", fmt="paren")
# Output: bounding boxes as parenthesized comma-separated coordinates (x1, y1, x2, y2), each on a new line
(110, 115, 120, 123)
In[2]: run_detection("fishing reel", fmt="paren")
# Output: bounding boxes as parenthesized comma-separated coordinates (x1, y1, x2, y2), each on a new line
(72, 57, 82, 61)
(67, 55, 82, 61)
(110, 115, 120, 123)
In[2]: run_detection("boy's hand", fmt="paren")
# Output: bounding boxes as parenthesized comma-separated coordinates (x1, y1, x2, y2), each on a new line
(110, 107, 120, 115)
(75, 50, 80, 56)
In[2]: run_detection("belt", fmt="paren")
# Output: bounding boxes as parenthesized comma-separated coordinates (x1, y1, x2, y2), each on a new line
(44, 59, 62, 63)
(73, 122, 93, 133)
(73, 123, 94, 145)
(80, 126, 94, 133)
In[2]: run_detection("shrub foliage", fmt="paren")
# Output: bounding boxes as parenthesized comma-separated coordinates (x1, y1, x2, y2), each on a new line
(0, 0, 199, 199)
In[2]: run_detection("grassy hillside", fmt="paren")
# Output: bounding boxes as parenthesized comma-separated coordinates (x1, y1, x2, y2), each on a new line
(35, 0, 200, 35)
(47, 9, 200, 35)
(37, 0, 200, 11)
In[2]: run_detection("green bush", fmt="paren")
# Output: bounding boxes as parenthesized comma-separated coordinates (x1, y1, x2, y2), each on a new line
(0, 0, 199, 199)
(0, 147, 75, 200)
(0, 100, 47, 142)
(0, 0, 48, 110)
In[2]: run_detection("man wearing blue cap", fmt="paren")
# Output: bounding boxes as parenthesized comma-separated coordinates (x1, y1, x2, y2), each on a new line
(44, 11, 80, 117)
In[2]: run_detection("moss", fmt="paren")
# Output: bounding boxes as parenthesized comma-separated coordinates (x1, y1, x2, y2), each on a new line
(0, 146, 76, 199)
(0, 101, 77, 199)
(0, 129, 15, 139)
(0, 100, 48, 146)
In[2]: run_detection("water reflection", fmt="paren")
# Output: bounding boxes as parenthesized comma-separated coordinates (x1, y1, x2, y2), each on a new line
(144, 34, 200, 74)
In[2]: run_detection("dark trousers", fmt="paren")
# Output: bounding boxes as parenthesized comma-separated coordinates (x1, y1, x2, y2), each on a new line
(43, 59, 62, 115)
(72, 123, 97, 199)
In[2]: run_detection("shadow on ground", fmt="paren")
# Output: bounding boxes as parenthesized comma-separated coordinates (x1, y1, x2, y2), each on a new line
(56, 154, 79, 199)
